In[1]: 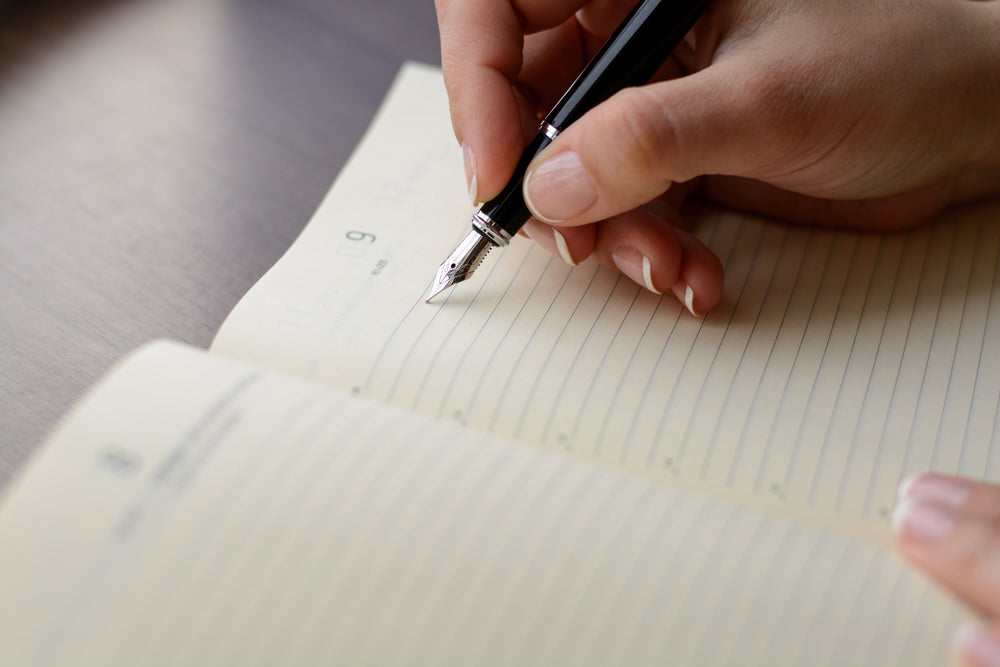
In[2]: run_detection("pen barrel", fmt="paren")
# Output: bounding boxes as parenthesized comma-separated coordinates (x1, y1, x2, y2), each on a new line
(545, 0, 711, 129)
(477, 0, 710, 240)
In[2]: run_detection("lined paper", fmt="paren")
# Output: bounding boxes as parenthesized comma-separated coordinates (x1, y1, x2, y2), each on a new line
(212, 62, 1000, 535)
(0, 342, 966, 665)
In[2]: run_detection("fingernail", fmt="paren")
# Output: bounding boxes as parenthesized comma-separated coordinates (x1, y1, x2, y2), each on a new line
(524, 151, 597, 223)
(898, 473, 971, 508)
(891, 498, 958, 542)
(671, 282, 701, 317)
(552, 229, 577, 266)
(463, 141, 478, 206)
(613, 247, 660, 294)
(955, 623, 1000, 667)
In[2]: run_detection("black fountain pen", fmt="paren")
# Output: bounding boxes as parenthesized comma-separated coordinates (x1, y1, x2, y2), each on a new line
(426, 0, 712, 303)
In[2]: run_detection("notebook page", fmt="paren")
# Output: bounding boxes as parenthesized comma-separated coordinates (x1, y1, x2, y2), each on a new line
(0, 341, 966, 665)
(212, 62, 1000, 535)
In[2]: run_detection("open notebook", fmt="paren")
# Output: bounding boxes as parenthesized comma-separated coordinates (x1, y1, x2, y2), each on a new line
(2, 61, 996, 665)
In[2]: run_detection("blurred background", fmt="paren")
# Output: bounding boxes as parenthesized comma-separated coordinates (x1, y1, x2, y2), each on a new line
(0, 0, 441, 487)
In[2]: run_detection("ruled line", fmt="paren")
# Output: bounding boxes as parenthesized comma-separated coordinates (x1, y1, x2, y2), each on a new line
(900, 226, 977, 482)
(644, 217, 751, 470)
(699, 225, 790, 480)
(974, 233, 1000, 478)
(513, 266, 602, 440)
(813, 547, 879, 667)
(362, 224, 483, 393)
(724, 230, 809, 487)
(570, 282, 643, 452)
(681, 220, 771, 476)
(541, 273, 627, 444)
(753, 230, 833, 493)
(802, 234, 885, 507)
(464, 255, 559, 424)
(774, 232, 859, 506)
(832, 229, 931, 511)
(752, 230, 836, 494)
(862, 227, 964, 515)
(620, 214, 726, 466)
(606, 298, 682, 463)
(391, 244, 524, 405)
(955, 224, 1000, 474)
(861, 225, 956, 515)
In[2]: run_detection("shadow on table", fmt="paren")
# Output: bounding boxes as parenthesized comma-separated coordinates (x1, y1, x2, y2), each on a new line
(0, 0, 132, 71)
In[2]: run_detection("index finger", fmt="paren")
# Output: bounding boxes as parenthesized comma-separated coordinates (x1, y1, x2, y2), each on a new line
(436, 0, 636, 200)
(436, 0, 586, 201)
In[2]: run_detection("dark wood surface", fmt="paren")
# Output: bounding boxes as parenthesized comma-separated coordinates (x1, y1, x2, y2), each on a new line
(0, 0, 441, 489)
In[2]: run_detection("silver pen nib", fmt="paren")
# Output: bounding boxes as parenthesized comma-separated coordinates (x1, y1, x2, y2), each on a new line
(425, 230, 494, 303)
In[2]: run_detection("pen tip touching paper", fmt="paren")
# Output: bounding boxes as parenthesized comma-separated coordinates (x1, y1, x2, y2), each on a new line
(425, 230, 494, 303)
(425, 277, 452, 303)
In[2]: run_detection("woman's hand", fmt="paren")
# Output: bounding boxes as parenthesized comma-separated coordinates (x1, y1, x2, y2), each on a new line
(895, 473, 1000, 667)
(436, 0, 1000, 314)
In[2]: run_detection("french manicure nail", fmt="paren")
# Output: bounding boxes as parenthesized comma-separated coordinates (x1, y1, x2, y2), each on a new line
(891, 498, 958, 542)
(463, 141, 478, 206)
(524, 151, 597, 223)
(552, 230, 577, 266)
(685, 285, 699, 316)
(613, 247, 659, 293)
(671, 283, 701, 317)
(898, 473, 971, 508)
(955, 623, 1000, 667)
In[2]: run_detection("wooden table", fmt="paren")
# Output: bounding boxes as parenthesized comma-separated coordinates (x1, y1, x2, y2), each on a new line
(0, 0, 441, 488)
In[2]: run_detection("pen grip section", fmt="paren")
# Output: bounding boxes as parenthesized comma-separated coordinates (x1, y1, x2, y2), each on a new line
(478, 132, 553, 240)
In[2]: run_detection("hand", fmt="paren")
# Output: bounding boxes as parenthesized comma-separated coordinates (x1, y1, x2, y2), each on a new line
(436, 0, 1000, 315)
(895, 473, 1000, 667)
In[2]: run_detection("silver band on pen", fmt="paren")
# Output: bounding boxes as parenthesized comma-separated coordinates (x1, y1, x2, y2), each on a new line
(539, 121, 560, 141)
(472, 210, 513, 247)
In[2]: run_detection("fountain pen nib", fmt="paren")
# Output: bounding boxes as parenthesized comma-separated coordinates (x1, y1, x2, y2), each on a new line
(425, 230, 494, 303)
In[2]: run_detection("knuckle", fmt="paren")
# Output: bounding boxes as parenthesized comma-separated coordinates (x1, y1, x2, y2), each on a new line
(609, 87, 681, 184)
(739, 61, 807, 112)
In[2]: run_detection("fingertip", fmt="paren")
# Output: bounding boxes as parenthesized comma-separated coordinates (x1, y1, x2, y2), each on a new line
(611, 247, 662, 294)
(670, 283, 701, 317)
(589, 206, 725, 311)
(897, 472, 973, 509)
(552, 228, 579, 267)
(891, 497, 960, 547)
(673, 228, 724, 314)
(439, 0, 537, 202)
(456, 85, 529, 201)
(522, 218, 594, 266)
(524, 149, 599, 224)
(462, 141, 479, 206)
(954, 622, 1000, 667)
(593, 209, 682, 295)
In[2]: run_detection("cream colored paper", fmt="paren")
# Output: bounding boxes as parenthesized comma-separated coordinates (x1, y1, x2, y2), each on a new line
(213, 62, 1000, 536)
(0, 342, 966, 665)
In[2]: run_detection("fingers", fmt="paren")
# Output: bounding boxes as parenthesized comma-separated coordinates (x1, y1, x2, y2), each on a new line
(522, 218, 595, 267)
(954, 621, 1000, 667)
(437, 0, 540, 202)
(522, 202, 724, 316)
(893, 473, 1000, 617)
(666, 227, 724, 316)
(699, 166, 1000, 232)
(899, 474, 1000, 519)
(437, 0, 639, 203)
(521, 59, 773, 227)
(895, 474, 1000, 666)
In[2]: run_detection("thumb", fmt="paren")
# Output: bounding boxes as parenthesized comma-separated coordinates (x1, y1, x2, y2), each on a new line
(522, 61, 770, 226)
